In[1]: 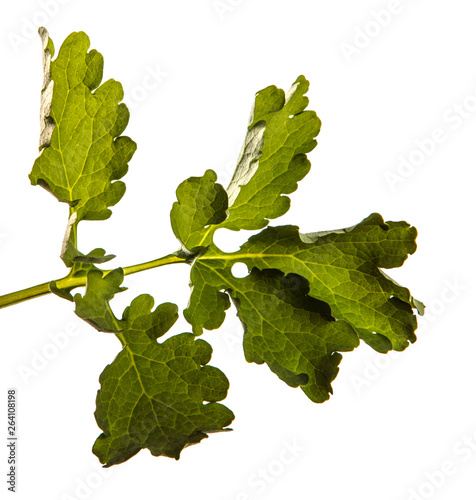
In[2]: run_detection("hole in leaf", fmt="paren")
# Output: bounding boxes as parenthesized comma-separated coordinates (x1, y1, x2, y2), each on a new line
(231, 262, 249, 278)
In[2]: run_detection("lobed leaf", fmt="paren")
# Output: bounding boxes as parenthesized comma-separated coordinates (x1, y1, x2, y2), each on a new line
(230, 268, 359, 402)
(170, 76, 321, 252)
(30, 28, 136, 266)
(74, 269, 233, 466)
(170, 169, 228, 250)
(74, 268, 126, 332)
(184, 213, 422, 400)
(223, 75, 321, 230)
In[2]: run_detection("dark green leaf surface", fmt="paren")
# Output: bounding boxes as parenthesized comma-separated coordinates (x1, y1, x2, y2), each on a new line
(74, 269, 233, 466)
(230, 268, 359, 402)
(235, 214, 419, 352)
(185, 213, 421, 400)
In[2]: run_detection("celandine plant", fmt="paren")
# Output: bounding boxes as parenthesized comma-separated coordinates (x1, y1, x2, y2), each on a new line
(0, 28, 424, 467)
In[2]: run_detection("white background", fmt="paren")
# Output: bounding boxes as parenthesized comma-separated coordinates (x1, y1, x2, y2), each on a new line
(1, 1, 476, 499)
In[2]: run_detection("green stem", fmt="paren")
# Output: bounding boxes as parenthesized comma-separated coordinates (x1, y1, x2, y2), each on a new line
(0, 252, 187, 310)
(0, 281, 53, 309)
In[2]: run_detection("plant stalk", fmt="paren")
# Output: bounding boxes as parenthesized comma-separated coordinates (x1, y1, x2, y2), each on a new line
(0, 253, 187, 310)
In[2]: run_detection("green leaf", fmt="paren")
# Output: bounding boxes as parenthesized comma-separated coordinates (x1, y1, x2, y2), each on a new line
(73, 248, 116, 264)
(170, 76, 321, 253)
(74, 268, 127, 333)
(31, 29, 136, 221)
(184, 213, 421, 400)
(75, 270, 234, 466)
(183, 271, 231, 333)
(170, 169, 228, 250)
(230, 268, 360, 402)
(30, 28, 136, 266)
(48, 280, 74, 302)
(223, 75, 321, 231)
(94, 329, 234, 467)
